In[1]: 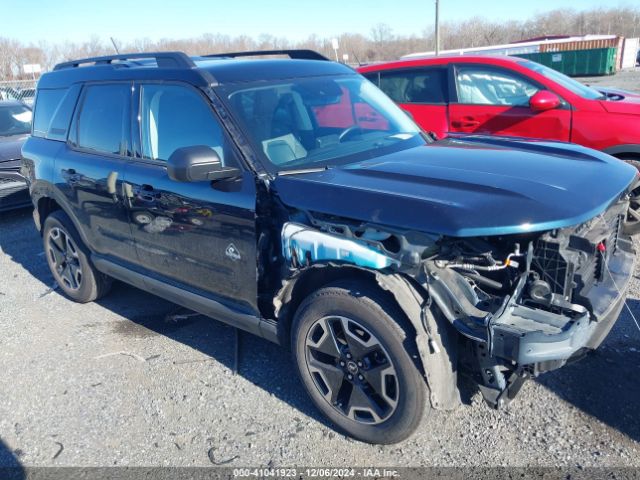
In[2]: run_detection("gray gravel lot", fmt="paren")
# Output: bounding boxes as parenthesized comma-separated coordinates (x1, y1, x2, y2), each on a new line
(577, 68, 640, 93)
(1, 206, 639, 468)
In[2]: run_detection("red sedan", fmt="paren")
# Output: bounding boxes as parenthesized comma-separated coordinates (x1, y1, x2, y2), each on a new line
(358, 55, 640, 163)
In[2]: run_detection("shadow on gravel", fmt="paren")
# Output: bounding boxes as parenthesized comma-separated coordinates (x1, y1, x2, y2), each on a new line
(537, 301, 640, 442)
(0, 437, 24, 479)
(97, 281, 331, 430)
(0, 207, 53, 291)
(0, 208, 332, 433)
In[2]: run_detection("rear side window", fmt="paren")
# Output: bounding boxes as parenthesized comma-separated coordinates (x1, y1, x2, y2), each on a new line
(73, 84, 130, 155)
(33, 89, 66, 137)
(369, 68, 448, 104)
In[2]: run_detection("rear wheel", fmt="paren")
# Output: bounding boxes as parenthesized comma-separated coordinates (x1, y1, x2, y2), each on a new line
(43, 210, 112, 303)
(291, 280, 427, 444)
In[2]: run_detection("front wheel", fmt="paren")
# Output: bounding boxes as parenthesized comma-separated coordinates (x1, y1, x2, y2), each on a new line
(291, 280, 427, 444)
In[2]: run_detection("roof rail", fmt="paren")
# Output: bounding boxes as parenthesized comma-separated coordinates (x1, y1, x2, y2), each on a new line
(53, 52, 196, 71)
(203, 49, 330, 61)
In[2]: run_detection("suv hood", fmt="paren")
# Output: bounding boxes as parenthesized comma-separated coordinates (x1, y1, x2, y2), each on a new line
(273, 136, 637, 237)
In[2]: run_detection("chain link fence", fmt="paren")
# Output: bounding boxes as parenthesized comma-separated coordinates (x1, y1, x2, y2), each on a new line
(0, 79, 38, 106)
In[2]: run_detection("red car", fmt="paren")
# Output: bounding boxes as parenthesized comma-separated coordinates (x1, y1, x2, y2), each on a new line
(358, 55, 640, 163)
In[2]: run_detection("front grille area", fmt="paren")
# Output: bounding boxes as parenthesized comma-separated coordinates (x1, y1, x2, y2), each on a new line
(532, 201, 626, 303)
(532, 240, 573, 297)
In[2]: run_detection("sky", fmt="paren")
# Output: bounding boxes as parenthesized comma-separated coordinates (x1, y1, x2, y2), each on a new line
(3, 0, 635, 45)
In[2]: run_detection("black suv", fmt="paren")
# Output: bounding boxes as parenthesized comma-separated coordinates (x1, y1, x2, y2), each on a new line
(23, 50, 638, 443)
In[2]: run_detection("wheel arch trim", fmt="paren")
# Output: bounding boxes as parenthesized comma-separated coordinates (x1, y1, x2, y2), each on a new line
(603, 144, 640, 159)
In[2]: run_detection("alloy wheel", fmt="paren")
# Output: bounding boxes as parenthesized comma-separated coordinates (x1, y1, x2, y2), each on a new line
(47, 227, 82, 291)
(304, 315, 399, 425)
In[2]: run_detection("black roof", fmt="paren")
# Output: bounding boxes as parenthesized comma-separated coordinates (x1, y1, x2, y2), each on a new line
(38, 50, 356, 89)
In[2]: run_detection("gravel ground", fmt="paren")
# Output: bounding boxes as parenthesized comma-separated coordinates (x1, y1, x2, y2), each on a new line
(576, 68, 640, 93)
(0, 206, 639, 469)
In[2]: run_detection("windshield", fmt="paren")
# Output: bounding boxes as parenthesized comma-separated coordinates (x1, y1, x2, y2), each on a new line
(223, 75, 424, 173)
(521, 61, 604, 100)
(0, 104, 32, 136)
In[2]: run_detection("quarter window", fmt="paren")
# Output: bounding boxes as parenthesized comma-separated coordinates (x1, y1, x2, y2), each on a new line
(455, 67, 539, 106)
(33, 89, 65, 137)
(75, 84, 130, 155)
(139, 84, 233, 165)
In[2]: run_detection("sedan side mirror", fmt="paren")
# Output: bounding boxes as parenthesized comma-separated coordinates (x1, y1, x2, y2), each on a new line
(167, 146, 240, 182)
(530, 90, 561, 112)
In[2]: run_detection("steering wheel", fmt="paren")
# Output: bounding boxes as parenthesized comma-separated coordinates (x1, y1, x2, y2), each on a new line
(338, 125, 364, 142)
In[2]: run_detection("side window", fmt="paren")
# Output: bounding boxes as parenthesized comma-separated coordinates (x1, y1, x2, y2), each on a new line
(33, 89, 66, 137)
(139, 84, 235, 166)
(75, 84, 130, 155)
(376, 69, 447, 104)
(455, 67, 539, 106)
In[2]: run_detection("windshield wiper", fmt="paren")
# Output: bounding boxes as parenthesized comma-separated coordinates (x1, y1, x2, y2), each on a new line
(277, 165, 330, 176)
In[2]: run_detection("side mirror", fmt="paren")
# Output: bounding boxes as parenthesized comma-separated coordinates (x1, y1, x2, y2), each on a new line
(530, 90, 561, 112)
(167, 146, 240, 182)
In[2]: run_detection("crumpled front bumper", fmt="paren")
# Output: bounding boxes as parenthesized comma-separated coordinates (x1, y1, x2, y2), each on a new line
(490, 236, 636, 372)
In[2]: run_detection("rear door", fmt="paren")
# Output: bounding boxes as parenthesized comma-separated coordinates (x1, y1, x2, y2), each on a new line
(58, 82, 137, 264)
(364, 67, 449, 138)
(448, 64, 571, 141)
(123, 82, 258, 313)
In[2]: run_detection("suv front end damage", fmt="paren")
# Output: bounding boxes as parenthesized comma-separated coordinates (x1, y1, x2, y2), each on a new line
(279, 194, 637, 410)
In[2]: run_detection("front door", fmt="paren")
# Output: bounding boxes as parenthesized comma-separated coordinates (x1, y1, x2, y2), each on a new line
(124, 82, 258, 313)
(448, 64, 571, 141)
(58, 82, 137, 264)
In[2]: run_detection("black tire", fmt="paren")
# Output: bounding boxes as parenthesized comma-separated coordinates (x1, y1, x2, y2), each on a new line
(42, 210, 112, 303)
(621, 158, 640, 171)
(291, 280, 427, 444)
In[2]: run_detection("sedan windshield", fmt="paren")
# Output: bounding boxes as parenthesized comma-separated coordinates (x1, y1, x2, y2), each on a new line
(223, 76, 424, 173)
(520, 61, 604, 100)
(0, 104, 32, 136)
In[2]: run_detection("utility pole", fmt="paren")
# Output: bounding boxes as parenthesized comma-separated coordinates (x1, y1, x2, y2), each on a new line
(435, 0, 440, 55)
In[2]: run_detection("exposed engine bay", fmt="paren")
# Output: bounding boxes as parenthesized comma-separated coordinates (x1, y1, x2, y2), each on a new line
(279, 196, 636, 409)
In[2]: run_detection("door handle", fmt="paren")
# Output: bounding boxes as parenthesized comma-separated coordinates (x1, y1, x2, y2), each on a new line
(452, 119, 480, 128)
(133, 184, 158, 203)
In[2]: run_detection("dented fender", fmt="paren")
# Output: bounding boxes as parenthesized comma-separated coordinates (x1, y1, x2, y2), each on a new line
(374, 273, 460, 411)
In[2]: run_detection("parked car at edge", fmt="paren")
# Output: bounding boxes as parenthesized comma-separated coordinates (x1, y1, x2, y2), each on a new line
(358, 55, 640, 164)
(0, 100, 32, 211)
(22, 50, 639, 444)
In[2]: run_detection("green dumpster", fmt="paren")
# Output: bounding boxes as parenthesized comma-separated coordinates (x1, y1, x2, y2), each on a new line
(515, 47, 617, 76)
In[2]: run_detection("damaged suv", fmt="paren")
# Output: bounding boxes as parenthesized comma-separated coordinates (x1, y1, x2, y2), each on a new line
(23, 50, 639, 444)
